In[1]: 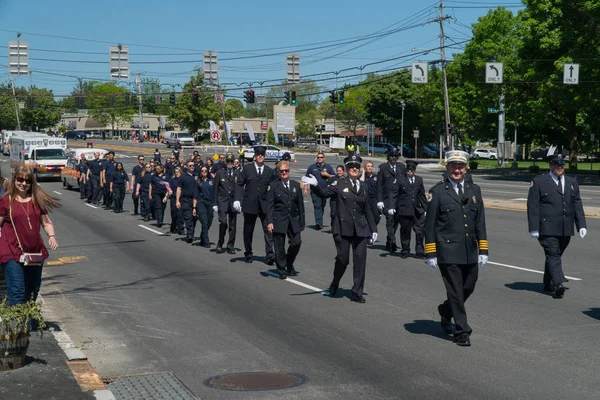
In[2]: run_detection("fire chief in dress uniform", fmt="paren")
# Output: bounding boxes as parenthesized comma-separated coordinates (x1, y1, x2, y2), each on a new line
(267, 160, 305, 279)
(303, 155, 378, 304)
(377, 149, 405, 252)
(527, 154, 587, 298)
(396, 160, 427, 259)
(213, 153, 242, 255)
(425, 150, 488, 347)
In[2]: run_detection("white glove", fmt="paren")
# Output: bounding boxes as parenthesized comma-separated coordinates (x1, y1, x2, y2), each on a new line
(426, 258, 438, 269)
(387, 209, 396, 216)
(530, 230, 539, 238)
(579, 228, 587, 239)
(377, 202, 384, 211)
(233, 201, 241, 212)
(301, 174, 318, 186)
(371, 232, 378, 243)
(478, 254, 488, 267)
(213, 206, 219, 213)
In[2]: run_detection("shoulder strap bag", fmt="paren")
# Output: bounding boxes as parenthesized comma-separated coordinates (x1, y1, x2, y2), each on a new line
(9, 196, 44, 267)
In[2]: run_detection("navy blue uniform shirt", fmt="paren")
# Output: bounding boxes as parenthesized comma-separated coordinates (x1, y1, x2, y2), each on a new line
(364, 173, 378, 196)
(79, 162, 88, 176)
(112, 170, 129, 185)
(139, 173, 153, 193)
(305, 162, 335, 188)
(103, 161, 116, 182)
(89, 160, 103, 176)
(178, 172, 198, 198)
(196, 179, 213, 203)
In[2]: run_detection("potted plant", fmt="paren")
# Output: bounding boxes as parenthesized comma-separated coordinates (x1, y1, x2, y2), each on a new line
(0, 299, 45, 371)
(469, 160, 479, 170)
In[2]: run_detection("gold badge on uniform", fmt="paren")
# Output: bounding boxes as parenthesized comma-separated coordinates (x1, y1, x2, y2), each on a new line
(426, 193, 433, 202)
(472, 196, 476, 204)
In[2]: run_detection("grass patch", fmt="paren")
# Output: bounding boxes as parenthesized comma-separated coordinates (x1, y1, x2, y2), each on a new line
(473, 159, 600, 173)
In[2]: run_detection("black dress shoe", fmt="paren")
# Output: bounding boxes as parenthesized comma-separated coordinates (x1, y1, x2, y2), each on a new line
(400, 253, 409, 259)
(391, 244, 398, 252)
(277, 268, 287, 279)
(351, 295, 366, 304)
(227, 248, 235, 255)
(201, 243, 211, 248)
(385, 243, 391, 251)
(286, 266, 298, 276)
(543, 285, 553, 292)
(455, 333, 471, 346)
(328, 282, 338, 297)
(416, 254, 426, 260)
(266, 257, 275, 266)
(216, 245, 224, 254)
(553, 284, 566, 298)
(186, 237, 193, 244)
(315, 224, 322, 230)
(438, 304, 453, 334)
(245, 255, 253, 263)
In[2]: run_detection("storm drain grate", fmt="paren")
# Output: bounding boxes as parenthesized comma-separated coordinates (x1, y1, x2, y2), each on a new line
(108, 371, 199, 400)
(204, 372, 308, 392)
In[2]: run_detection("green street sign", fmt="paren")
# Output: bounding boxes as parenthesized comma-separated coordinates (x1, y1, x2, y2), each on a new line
(488, 108, 499, 113)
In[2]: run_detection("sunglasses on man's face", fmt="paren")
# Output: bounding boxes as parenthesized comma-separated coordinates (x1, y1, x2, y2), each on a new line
(317, 156, 324, 159)
(16, 177, 32, 184)
(187, 164, 195, 168)
(346, 163, 361, 170)
(279, 169, 290, 173)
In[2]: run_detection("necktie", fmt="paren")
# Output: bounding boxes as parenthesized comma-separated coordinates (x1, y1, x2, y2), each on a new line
(392, 165, 396, 173)
(457, 183, 464, 197)
(410, 178, 414, 186)
(353, 180, 358, 192)
(229, 171, 233, 177)
(258, 167, 262, 177)
(557, 176, 562, 194)
(284, 182, 289, 191)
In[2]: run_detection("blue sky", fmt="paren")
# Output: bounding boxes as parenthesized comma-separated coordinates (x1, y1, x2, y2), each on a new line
(0, 0, 523, 98)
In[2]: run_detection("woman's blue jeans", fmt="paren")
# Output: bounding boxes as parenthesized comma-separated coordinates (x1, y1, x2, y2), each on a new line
(2, 259, 43, 305)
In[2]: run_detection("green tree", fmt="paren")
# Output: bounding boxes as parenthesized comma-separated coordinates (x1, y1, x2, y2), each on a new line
(168, 71, 221, 132)
(140, 77, 171, 115)
(224, 98, 244, 119)
(295, 109, 318, 136)
(21, 87, 62, 131)
(0, 82, 19, 130)
(86, 82, 134, 134)
(336, 87, 368, 137)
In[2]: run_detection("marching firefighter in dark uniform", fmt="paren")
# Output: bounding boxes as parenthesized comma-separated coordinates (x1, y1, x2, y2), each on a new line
(527, 154, 587, 298)
(101, 151, 116, 209)
(238, 145, 245, 166)
(234, 146, 276, 264)
(213, 153, 241, 254)
(267, 160, 305, 279)
(303, 154, 378, 304)
(425, 150, 488, 347)
(87, 151, 104, 205)
(176, 160, 199, 243)
(377, 148, 405, 252)
(396, 161, 427, 259)
(78, 154, 89, 200)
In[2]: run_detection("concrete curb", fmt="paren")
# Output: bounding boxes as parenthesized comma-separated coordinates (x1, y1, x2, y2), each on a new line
(39, 295, 117, 400)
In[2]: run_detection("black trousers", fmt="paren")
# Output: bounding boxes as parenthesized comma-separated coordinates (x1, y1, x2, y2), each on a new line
(140, 191, 151, 219)
(89, 175, 101, 203)
(332, 234, 369, 297)
(438, 263, 478, 336)
(151, 194, 167, 225)
(79, 178, 88, 199)
(218, 209, 237, 249)
(180, 197, 195, 240)
(239, 155, 245, 166)
(538, 235, 571, 286)
(112, 183, 126, 213)
(196, 201, 213, 244)
(385, 212, 399, 247)
(367, 197, 381, 226)
(398, 214, 425, 255)
(243, 212, 274, 258)
(103, 182, 113, 208)
(170, 198, 182, 233)
(132, 192, 140, 215)
(273, 228, 302, 269)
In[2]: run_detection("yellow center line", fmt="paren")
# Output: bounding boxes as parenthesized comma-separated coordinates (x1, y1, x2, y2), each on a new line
(46, 256, 88, 266)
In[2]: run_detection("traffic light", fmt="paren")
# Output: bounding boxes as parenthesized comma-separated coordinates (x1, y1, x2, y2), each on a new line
(192, 91, 199, 105)
(338, 91, 345, 105)
(284, 90, 291, 104)
(291, 91, 297, 105)
(169, 92, 176, 105)
(244, 90, 255, 104)
(329, 90, 337, 104)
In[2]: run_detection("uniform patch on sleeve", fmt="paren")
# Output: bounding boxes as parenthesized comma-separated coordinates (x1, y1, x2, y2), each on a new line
(426, 193, 433, 202)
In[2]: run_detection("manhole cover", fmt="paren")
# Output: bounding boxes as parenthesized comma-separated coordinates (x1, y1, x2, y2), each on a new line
(204, 372, 308, 392)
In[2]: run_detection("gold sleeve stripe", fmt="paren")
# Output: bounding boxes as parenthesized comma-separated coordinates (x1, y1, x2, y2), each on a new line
(479, 240, 488, 244)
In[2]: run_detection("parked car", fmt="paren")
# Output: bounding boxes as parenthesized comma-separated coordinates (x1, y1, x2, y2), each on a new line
(471, 148, 498, 160)
(400, 145, 415, 158)
(244, 145, 295, 162)
(422, 145, 437, 158)
(357, 141, 390, 154)
(281, 136, 295, 147)
(64, 130, 87, 140)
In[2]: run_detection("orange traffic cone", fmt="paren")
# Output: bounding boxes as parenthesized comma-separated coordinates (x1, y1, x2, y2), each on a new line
(294, 159, 298, 167)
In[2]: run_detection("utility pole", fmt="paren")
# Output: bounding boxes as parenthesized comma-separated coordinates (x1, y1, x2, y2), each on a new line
(434, 2, 452, 149)
(498, 89, 505, 166)
(400, 100, 406, 157)
(136, 73, 144, 143)
(11, 79, 21, 130)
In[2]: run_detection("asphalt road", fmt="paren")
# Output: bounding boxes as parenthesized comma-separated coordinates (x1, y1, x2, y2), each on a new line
(9, 141, 600, 399)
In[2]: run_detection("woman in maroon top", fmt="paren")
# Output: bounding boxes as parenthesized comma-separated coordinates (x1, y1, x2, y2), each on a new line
(0, 166, 60, 305)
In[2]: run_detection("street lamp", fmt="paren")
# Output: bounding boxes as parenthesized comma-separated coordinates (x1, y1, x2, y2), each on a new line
(400, 100, 406, 157)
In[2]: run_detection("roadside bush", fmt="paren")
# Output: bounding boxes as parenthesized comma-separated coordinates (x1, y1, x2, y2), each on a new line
(529, 165, 540, 173)
(469, 161, 479, 170)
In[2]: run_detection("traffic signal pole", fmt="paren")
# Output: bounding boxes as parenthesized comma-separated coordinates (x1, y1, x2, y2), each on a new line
(11, 78, 21, 130)
(136, 73, 144, 143)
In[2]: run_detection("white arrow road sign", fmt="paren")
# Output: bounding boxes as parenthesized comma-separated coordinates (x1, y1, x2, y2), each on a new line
(564, 64, 579, 85)
(411, 62, 428, 84)
(486, 62, 503, 84)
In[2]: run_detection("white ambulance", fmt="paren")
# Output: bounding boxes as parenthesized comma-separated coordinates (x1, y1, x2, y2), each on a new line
(10, 134, 68, 180)
(2, 130, 36, 156)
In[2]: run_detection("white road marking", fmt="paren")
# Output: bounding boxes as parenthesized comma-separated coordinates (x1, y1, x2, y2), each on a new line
(488, 261, 582, 281)
(264, 270, 329, 293)
(511, 198, 527, 201)
(53, 190, 62, 195)
(138, 224, 165, 235)
(84, 203, 98, 209)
